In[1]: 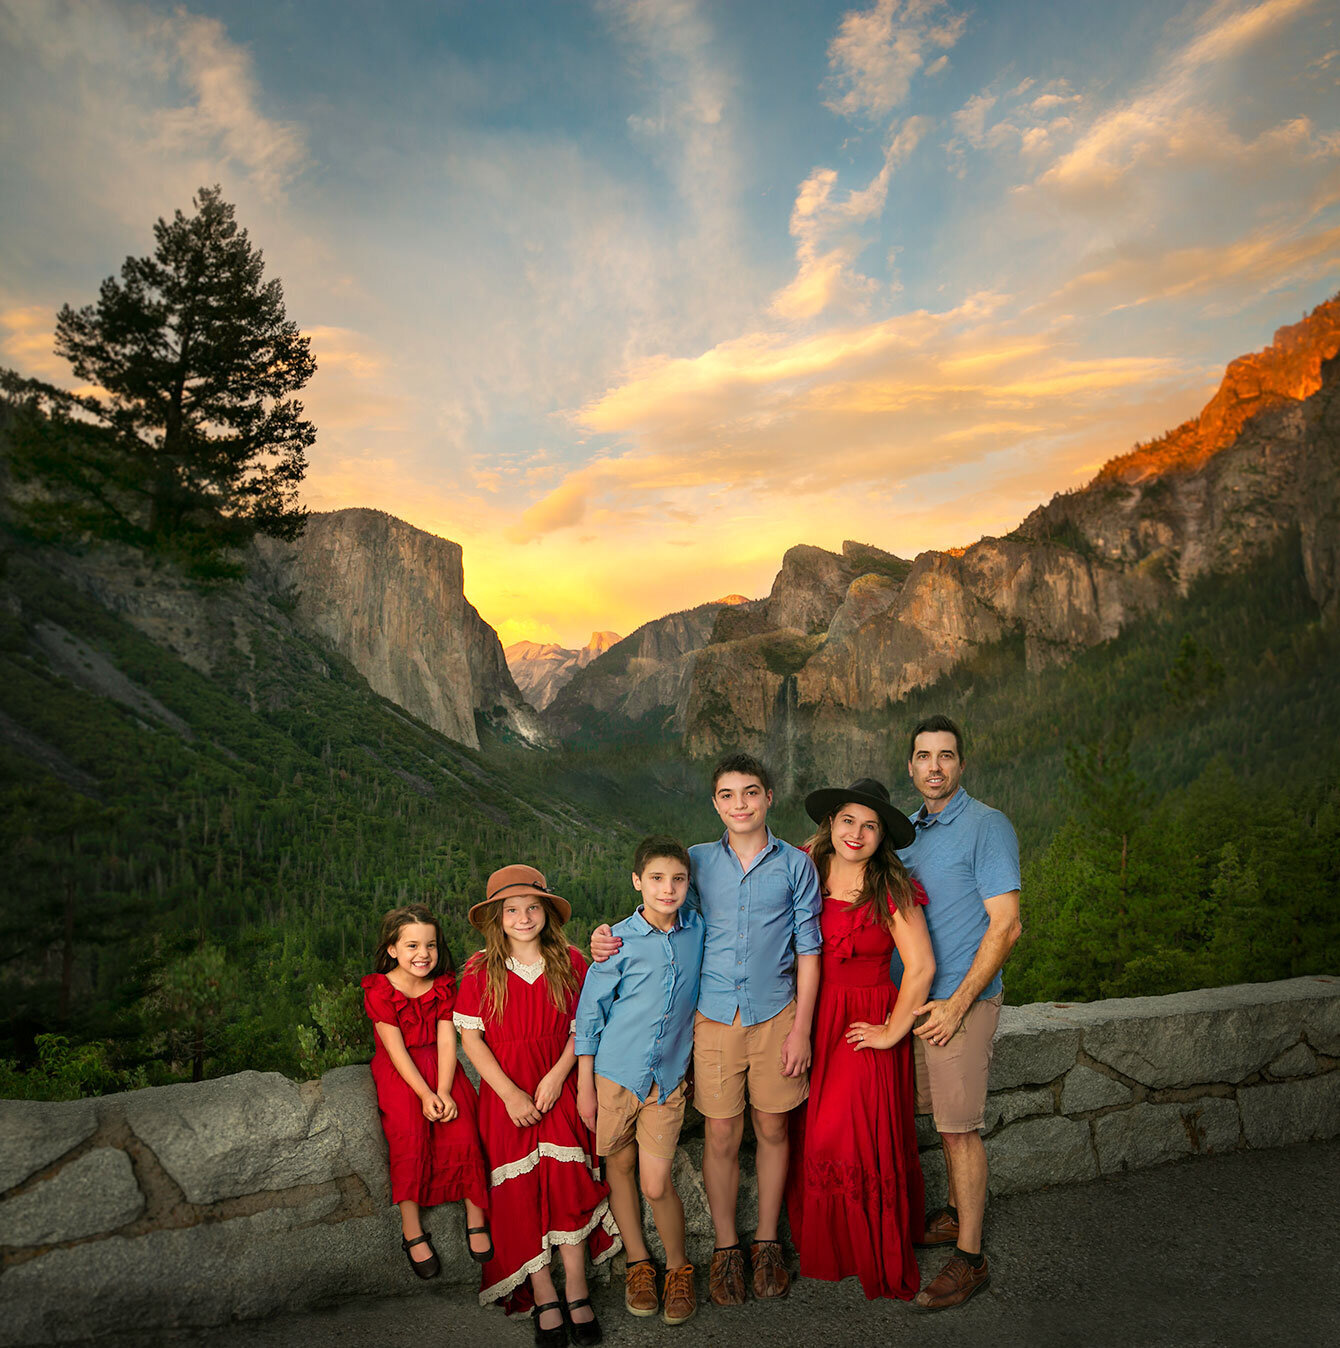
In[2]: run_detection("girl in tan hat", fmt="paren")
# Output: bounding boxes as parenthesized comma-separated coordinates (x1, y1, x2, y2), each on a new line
(454, 864, 621, 1346)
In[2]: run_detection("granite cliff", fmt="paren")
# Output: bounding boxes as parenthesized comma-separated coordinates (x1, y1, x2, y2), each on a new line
(505, 631, 621, 711)
(552, 298, 1340, 767)
(259, 509, 545, 750)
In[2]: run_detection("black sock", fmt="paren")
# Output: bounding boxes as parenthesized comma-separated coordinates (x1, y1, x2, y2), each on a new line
(955, 1246, 984, 1268)
(945, 1204, 959, 1221)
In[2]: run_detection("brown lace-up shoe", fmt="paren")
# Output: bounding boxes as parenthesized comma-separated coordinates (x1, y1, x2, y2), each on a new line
(916, 1207, 960, 1246)
(749, 1239, 790, 1299)
(662, 1263, 697, 1325)
(708, 1245, 747, 1306)
(624, 1259, 659, 1317)
(913, 1252, 990, 1311)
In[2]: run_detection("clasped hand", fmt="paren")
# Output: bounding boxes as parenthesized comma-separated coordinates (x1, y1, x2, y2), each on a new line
(420, 1091, 456, 1122)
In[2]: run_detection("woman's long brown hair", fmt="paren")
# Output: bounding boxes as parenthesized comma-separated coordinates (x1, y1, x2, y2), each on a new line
(465, 895, 578, 1018)
(804, 808, 920, 934)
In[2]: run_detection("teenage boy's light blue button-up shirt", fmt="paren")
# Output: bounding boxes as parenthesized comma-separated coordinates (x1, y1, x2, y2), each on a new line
(574, 906, 705, 1101)
(895, 787, 1021, 1002)
(689, 829, 823, 1028)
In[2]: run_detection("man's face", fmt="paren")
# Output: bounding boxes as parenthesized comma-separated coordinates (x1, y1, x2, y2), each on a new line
(908, 731, 963, 804)
(712, 771, 772, 835)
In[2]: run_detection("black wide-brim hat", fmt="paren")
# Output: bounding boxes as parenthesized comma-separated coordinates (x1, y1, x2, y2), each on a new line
(804, 777, 916, 849)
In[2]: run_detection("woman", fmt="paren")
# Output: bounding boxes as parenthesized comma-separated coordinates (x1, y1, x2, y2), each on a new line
(786, 777, 936, 1302)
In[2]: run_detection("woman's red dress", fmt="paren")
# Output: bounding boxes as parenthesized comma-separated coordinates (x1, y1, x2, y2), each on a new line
(453, 947, 620, 1311)
(361, 971, 488, 1212)
(786, 885, 928, 1301)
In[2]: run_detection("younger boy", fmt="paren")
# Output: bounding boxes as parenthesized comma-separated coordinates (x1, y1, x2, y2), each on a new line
(575, 836, 705, 1327)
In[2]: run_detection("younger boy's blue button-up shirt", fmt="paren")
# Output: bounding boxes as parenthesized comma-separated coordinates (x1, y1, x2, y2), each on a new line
(689, 829, 823, 1028)
(574, 906, 705, 1101)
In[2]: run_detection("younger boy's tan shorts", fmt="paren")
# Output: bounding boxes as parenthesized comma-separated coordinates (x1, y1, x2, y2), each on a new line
(595, 1076, 687, 1160)
(913, 992, 1003, 1133)
(693, 1001, 809, 1119)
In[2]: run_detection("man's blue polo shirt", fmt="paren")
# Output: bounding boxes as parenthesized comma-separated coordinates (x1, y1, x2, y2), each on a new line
(896, 788, 1021, 1002)
(688, 828, 823, 1027)
(573, 906, 704, 1102)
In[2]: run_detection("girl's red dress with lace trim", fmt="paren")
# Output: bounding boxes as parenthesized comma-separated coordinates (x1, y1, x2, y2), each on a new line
(361, 972, 488, 1212)
(786, 885, 928, 1300)
(453, 947, 619, 1312)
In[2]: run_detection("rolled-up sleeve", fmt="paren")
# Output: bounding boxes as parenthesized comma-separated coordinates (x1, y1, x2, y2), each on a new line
(791, 851, 823, 955)
(573, 949, 622, 1058)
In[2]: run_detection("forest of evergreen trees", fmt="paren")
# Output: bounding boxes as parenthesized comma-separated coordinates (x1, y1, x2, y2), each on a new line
(1, 523, 1336, 1099)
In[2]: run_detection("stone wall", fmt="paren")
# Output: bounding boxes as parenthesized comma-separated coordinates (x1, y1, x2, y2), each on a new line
(2, 976, 1336, 1345)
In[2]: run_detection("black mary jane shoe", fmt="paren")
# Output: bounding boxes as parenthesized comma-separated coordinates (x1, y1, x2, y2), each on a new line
(562, 1295, 603, 1347)
(531, 1300, 568, 1347)
(401, 1232, 440, 1280)
(466, 1222, 495, 1263)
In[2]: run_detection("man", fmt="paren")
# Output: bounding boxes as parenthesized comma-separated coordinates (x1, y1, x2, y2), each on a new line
(901, 714, 1022, 1312)
(591, 752, 821, 1307)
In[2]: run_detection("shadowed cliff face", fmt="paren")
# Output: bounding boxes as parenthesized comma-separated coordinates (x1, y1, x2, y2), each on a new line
(263, 509, 546, 750)
(551, 298, 1340, 764)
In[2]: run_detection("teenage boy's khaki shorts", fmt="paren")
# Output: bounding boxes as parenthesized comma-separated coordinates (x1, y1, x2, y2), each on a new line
(693, 1000, 809, 1119)
(913, 992, 1003, 1133)
(595, 1076, 687, 1160)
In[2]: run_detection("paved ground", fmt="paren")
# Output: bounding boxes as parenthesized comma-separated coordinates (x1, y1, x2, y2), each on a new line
(75, 1142, 1339, 1348)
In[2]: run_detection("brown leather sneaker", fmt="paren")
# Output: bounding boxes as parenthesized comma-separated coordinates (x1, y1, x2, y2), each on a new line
(750, 1239, 790, 1299)
(916, 1207, 960, 1246)
(662, 1263, 697, 1326)
(708, 1245, 747, 1306)
(913, 1253, 990, 1311)
(624, 1259, 659, 1317)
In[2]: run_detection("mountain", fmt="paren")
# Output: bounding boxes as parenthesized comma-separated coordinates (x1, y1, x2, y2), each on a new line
(505, 631, 621, 711)
(258, 508, 545, 750)
(554, 298, 1340, 773)
(543, 595, 751, 741)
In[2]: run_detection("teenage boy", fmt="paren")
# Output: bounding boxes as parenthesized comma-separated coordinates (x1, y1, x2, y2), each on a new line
(575, 836, 705, 1326)
(900, 714, 1022, 1312)
(591, 753, 822, 1308)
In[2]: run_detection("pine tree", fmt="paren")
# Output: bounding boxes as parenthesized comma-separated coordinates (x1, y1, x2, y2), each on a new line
(2, 186, 314, 576)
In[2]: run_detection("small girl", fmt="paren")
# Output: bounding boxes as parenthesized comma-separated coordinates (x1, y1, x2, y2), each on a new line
(454, 864, 620, 1347)
(362, 903, 491, 1278)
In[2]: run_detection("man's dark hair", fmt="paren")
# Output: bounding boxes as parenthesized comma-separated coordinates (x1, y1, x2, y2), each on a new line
(633, 834, 691, 876)
(908, 714, 966, 762)
(710, 751, 773, 793)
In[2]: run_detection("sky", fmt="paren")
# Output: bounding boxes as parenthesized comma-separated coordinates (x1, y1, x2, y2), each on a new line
(1, 0, 1338, 648)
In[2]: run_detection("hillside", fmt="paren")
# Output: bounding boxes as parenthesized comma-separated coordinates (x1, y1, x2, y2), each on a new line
(550, 299, 1340, 769)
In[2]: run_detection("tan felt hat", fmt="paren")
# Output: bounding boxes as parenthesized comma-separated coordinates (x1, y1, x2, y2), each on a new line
(467, 863, 571, 930)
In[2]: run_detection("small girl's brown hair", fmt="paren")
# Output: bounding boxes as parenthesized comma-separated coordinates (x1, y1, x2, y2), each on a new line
(373, 904, 451, 978)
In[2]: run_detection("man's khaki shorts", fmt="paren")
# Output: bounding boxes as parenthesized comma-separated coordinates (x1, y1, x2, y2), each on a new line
(693, 1000, 809, 1119)
(595, 1076, 687, 1160)
(914, 992, 1003, 1134)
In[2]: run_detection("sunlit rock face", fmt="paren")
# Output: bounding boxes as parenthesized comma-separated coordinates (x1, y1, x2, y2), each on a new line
(267, 508, 545, 750)
(505, 631, 621, 711)
(554, 299, 1340, 764)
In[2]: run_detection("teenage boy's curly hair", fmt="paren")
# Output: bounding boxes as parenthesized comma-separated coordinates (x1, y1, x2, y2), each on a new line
(633, 835, 691, 875)
(710, 752, 773, 793)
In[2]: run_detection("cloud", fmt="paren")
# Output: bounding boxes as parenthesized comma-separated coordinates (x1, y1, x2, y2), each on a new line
(771, 116, 930, 319)
(1051, 218, 1340, 311)
(151, 11, 306, 198)
(1034, 0, 1322, 203)
(823, 0, 967, 123)
(498, 295, 1196, 544)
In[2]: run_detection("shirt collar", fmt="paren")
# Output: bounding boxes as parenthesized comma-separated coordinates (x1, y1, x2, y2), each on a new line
(629, 905, 685, 935)
(913, 787, 971, 828)
(717, 826, 780, 859)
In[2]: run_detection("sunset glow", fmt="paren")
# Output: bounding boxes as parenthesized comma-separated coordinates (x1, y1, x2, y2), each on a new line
(2, 0, 1337, 645)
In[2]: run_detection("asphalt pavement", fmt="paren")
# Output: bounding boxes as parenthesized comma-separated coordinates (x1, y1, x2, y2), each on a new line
(71, 1141, 1340, 1348)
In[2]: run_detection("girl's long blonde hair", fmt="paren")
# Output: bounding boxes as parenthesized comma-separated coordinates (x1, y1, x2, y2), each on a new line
(465, 894, 578, 1018)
